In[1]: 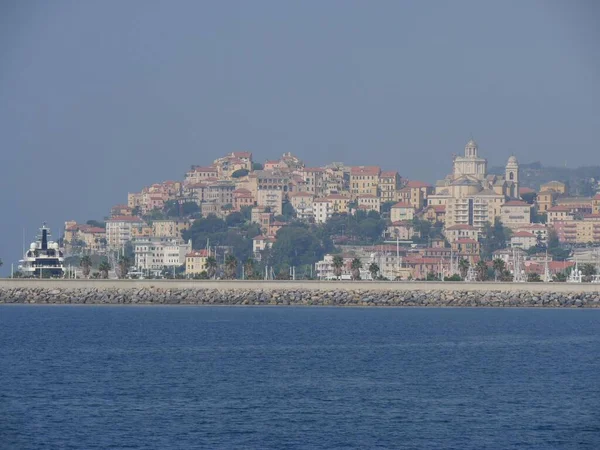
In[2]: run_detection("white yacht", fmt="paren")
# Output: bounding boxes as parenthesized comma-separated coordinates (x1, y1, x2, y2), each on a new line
(19, 223, 65, 278)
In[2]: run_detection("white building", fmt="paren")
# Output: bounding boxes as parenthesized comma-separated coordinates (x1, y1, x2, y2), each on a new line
(106, 216, 145, 249)
(510, 231, 538, 250)
(133, 237, 192, 273)
(313, 199, 332, 224)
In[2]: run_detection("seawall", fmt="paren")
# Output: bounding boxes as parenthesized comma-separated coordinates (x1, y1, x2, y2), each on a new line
(1, 280, 600, 307)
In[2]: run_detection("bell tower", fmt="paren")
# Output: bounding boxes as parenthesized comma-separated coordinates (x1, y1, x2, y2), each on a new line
(505, 155, 519, 198)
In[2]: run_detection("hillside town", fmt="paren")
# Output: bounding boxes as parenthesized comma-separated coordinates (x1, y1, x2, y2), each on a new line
(49, 139, 600, 282)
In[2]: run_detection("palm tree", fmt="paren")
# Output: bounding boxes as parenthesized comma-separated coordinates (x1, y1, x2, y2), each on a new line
(205, 256, 218, 279)
(351, 258, 362, 280)
(475, 261, 488, 281)
(80, 255, 92, 278)
(0, 258, 3, 268)
(492, 258, 505, 282)
(458, 258, 470, 279)
(332, 255, 344, 280)
(224, 254, 238, 280)
(243, 258, 255, 280)
(118, 256, 132, 279)
(368, 262, 380, 281)
(98, 261, 111, 279)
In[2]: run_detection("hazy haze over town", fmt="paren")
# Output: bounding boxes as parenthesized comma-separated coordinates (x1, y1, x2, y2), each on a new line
(0, 0, 599, 273)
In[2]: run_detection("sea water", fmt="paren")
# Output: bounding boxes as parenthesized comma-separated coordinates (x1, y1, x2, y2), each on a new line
(1, 305, 598, 449)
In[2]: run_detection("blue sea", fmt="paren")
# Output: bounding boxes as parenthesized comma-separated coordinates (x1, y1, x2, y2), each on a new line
(1, 306, 599, 449)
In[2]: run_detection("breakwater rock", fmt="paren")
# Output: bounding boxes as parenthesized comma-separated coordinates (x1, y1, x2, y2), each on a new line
(1, 286, 600, 307)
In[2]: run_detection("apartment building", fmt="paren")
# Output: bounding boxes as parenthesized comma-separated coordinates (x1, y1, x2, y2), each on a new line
(106, 216, 145, 249)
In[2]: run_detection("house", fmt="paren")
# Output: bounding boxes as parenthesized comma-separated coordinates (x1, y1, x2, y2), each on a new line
(350, 166, 381, 197)
(185, 249, 210, 275)
(390, 202, 415, 222)
(357, 194, 381, 213)
(386, 221, 418, 240)
(151, 219, 190, 239)
(379, 171, 401, 203)
(134, 237, 192, 272)
(451, 238, 480, 264)
(444, 224, 478, 243)
(422, 205, 446, 223)
(252, 235, 275, 258)
(500, 200, 532, 229)
(510, 231, 538, 250)
(233, 188, 255, 212)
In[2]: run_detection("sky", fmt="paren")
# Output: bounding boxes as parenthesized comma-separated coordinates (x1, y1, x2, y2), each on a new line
(0, 0, 599, 272)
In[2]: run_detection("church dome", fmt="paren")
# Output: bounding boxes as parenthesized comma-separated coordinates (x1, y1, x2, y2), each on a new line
(466, 139, 477, 148)
(507, 155, 518, 165)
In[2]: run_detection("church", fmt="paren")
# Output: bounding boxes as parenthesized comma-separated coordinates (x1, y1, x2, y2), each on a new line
(428, 139, 521, 230)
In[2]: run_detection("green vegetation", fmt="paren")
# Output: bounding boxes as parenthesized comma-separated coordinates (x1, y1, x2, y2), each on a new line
(480, 220, 511, 260)
(252, 162, 264, 171)
(368, 262, 379, 280)
(80, 255, 92, 278)
(350, 258, 362, 280)
(232, 169, 249, 178)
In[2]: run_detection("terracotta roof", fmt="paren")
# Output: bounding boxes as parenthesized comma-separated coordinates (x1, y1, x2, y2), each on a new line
(427, 205, 446, 212)
(380, 171, 399, 178)
(186, 249, 209, 258)
(455, 238, 478, 244)
(548, 206, 573, 212)
(405, 180, 432, 188)
(357, 194, 378, 199)
(303, 167, 325, 173)
(350, 166, 381, 176)
(519, 187, 536, 195)
(390, 220, 414, 227)
(288, 191, 314, 197)
(391, 202, 413, 208)
(232, 151, 252, 158)
(594, 193, 600, 200)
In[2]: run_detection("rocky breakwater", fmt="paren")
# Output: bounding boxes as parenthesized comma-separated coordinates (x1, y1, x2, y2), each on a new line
(1, 286, 600, 307)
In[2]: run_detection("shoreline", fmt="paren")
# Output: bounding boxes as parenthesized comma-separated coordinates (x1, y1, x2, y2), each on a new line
(2, 282, 599, 308)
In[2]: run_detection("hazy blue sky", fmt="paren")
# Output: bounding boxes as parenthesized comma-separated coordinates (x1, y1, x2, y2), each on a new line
(1, 0, 599, 271)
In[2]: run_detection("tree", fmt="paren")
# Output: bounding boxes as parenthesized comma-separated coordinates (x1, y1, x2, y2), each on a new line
(117, 256, 132, 279)
(224, 254, 238, 279)
(252, 162, 263, 171)
(0, 258, 3, 268)
(332, 255, 344, 280)
(458, 258, 470, 279)
(232, 169, 249, 178)
(475, 261, 488, 281)
(350, 258, 362, 280)
(98, 261, 111, 279)
(270, 225, 333, 270)
(492, 258, 506, 281)
(527, 273, 542, 282)
(205, 256, 217, 279)
(243, 258, 255, 280)
(226, 212, 245, 227)
(581, 263, 597, 282)
(368, 262, 380, 280)
(480, 220, 510, 260)
(80, 255, 92, 278)
(547, 228, 570, 260)
(86, 219, 106, 228)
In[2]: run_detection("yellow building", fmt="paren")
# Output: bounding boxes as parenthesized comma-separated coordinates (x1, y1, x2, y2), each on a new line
(379, 171, 401, 203)
(593, 194, 600, 214)
(185, 249, 209, 275)
(540, 181, 566, 195)
(350, 166, 381, 197)
(536, 190, 557, 213)
(326, 194, 350, 214)
(152, 219, 190, 239)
